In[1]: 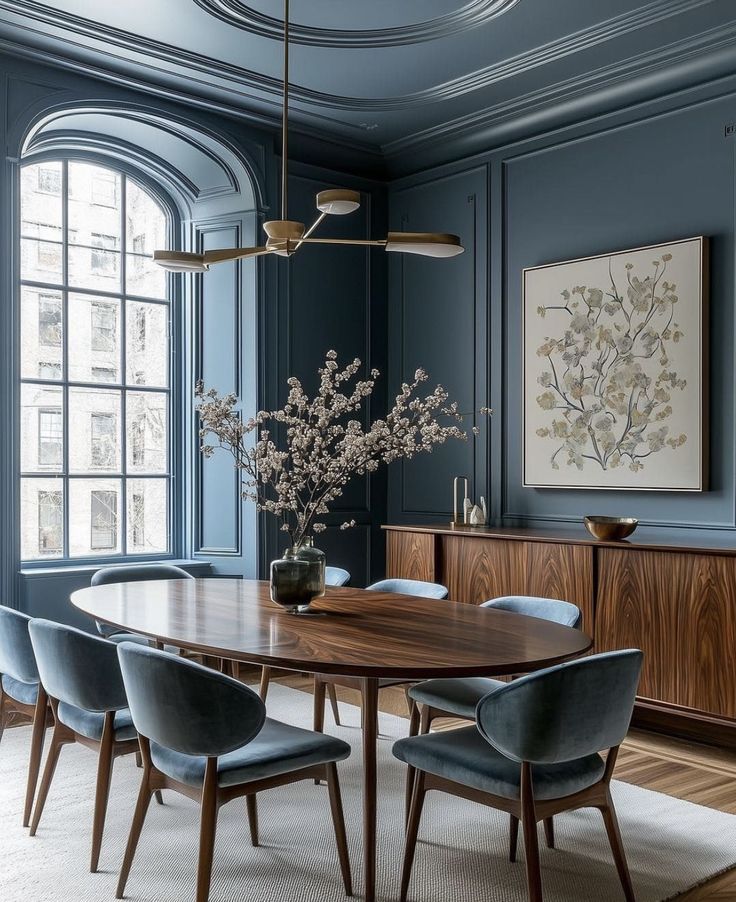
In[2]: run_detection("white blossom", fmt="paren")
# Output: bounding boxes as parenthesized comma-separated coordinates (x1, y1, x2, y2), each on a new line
(196, 352, 491, 547)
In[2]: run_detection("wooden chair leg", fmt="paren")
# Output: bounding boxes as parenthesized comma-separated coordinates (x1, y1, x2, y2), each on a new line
(327, 684, 341, 726)
(419, 704, 432, 736)
(543, 817, 555, 850)
(29, 720, 67, 837)
(600, 790, 636, 902)
(313, 677, 326, 733)
(154, 789, 164, 805)
(259, 666, 271, 702)
(400, 770, 426, 902)
(520, 762, 543, 902)
(90, 713, 116, 873)
(196, 759, 219, 902)
(509, 814, 519, 862)
(23, 688, 48, 828)
(246, 794, 258, 847)
(0, 685, 6, 745)
(325, 762, 352, 896)
(116, 773, 154, 899)
(404, 765, 416, 828)
(408, 699, 420, 739)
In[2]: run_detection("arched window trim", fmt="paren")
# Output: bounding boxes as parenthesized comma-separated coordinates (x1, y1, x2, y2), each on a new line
(18, 151, 185, 567)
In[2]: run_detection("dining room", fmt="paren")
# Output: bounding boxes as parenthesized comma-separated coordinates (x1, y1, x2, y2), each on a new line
(2, 2, 736, 901)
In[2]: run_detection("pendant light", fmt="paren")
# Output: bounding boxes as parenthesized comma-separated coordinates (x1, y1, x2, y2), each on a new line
(153, 0, 464, 273)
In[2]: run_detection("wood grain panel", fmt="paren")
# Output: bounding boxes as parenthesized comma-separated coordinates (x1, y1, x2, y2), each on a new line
(595, 548, 681, 705)
(681, 555, 736, 718)
(441, 535, 524, 603)
(440, 535, 593, 622)
(385, 530, 435, 583)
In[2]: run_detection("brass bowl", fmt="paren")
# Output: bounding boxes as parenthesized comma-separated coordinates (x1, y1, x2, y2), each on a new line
(584, 516, 638, 541)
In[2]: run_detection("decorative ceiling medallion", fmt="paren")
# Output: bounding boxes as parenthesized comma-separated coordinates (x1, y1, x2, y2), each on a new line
(193, 0, 521, 48)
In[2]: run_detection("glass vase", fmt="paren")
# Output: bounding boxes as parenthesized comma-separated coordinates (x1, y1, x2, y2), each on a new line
(269, 536, 326, 613)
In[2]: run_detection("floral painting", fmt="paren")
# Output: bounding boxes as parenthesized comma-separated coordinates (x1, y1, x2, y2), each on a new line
(523, 237, 707, 491)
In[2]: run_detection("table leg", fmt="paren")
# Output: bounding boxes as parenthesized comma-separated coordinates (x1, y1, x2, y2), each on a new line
(361, 677, 379, 902)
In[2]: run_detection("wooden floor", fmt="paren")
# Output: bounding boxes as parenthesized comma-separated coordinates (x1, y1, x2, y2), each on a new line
(268, 671, 736, 901)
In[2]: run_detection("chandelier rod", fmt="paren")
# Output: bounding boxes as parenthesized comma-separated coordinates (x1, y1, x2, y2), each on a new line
(281, 0, 290, 222)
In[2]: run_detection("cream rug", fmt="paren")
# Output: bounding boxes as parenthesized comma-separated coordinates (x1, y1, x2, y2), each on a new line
(1, 684, 735, 902)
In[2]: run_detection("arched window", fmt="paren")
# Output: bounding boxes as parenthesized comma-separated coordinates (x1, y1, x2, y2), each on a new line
(19, 159, 172, 561)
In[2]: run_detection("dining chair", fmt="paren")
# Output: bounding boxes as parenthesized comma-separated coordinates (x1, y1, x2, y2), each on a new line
(408, 595, 582, 735)
(0, 606, 50, 827)
(27, 619, 160, 872)
(259, 565, 352, 720)
(115, 642, 353, 902)
(313, 577, 449, 731)
(394, 649, 643, 902)
(91, 562, 194, 644)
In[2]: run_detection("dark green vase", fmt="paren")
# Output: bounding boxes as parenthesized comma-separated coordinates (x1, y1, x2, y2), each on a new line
(270, 537, 326, 613)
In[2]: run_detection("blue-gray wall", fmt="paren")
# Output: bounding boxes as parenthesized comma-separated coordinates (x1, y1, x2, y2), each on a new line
(388, 76, 736, 540)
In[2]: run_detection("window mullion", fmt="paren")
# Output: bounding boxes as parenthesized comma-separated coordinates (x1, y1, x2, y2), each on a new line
(120, 172, 128, 555)
(62, 159, 70, 560)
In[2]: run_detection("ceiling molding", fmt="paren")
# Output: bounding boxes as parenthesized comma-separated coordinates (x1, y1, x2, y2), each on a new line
(0, 0, 721, 117)
(383, 18, 736, 167)
(192, 0, 520, 49)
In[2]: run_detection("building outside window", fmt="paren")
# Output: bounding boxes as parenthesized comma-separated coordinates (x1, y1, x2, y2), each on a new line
(38, 407, 62, 468)
(20, 159, 171, 561)
(37, 490, 63, 555)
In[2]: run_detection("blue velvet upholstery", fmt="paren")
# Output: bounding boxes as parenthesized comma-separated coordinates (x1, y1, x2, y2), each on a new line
(118, 643, 266, 757)
(150, 719, 351, 788)
(366, 578, 448, 599)
(393, 726, 605, 800)
(408, 595, 582, 717)
(29, 620, 128, 713)
(0, 607, 40, 685)
(408, 677, 506, 719)
(1, 673, 39, 706)
(90, 563, 194, 639)
(325, 566, 351, 588)
(477, 650, 643, 765)
(57, 703, 137, 742)
(118, 643, 351, 787)
(480, 595, 582, 628)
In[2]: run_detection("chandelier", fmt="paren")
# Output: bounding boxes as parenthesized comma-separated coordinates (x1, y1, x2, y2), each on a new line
(153, 1, 464, 273)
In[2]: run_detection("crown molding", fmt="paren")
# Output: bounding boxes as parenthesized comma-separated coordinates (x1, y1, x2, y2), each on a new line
(382, 18, 736, 166)
(0, 0, 721, 117)
(192, 0, 520, 49)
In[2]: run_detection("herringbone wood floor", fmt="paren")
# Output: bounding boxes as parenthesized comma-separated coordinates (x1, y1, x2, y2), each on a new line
(268, 671, 736, 901)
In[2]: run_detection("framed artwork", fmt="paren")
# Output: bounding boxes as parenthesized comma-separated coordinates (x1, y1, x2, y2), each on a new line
(523, 236, 708, 491)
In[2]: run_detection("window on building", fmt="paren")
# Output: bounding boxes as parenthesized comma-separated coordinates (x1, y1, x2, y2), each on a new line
(90, 413, 116, 469)
(90, 490, 117, 550)
(38, 408, 63, 468)
(38, 490, 63, 555)
(38, 295, 62, 347)
(20, 160, 171, 561)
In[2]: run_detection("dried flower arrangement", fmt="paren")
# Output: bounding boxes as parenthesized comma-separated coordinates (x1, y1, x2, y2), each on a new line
(196, 351, 489, 548)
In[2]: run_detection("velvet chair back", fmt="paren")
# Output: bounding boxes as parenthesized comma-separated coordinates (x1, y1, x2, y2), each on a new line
(29, 619, 128, 713)
(117, 643, 266, 757)
(0, 607, 39, 685)
(477, 649, 643, 765)
(325, 567, 351, 588)
(91, 563, 194, 638)
(367, 578, 448, 600)
(481, 595, 582, 628)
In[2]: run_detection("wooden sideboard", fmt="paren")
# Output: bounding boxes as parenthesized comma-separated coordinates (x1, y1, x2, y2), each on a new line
(384, 523, 736, 748)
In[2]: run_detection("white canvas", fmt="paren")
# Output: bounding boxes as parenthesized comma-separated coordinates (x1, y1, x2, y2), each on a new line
(523, 237, 706, 490)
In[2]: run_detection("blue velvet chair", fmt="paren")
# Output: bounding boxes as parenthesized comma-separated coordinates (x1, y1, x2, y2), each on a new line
(0, 606, 50, 826)
(394, 649, 643, 902)
(408, 595, 582, 734)
(115, 642, 352, 902)
(259, 565, 352, 720)
(91, 562, 194, 644)
(314, 577, 449, 731)
(27, 619, 159, 872)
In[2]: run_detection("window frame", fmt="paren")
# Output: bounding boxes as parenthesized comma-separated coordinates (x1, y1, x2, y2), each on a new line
(19, 154, 181, 567)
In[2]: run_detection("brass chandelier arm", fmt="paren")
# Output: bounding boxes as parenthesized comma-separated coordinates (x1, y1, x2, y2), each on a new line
(203, 247, 274, 264)
(299, 237, 388, 247)
(294, 212, 327, 250)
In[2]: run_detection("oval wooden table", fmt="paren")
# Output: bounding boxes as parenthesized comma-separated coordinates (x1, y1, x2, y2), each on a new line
(72, 578, 592, 902)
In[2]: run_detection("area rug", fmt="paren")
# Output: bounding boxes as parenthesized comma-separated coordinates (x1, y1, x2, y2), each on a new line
(1, 684, 735, 902)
